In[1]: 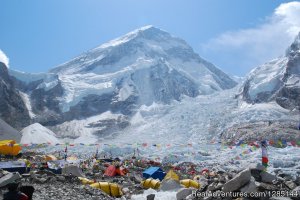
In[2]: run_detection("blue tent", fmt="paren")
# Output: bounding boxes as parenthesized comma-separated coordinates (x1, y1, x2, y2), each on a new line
(142, 167, 166, 181)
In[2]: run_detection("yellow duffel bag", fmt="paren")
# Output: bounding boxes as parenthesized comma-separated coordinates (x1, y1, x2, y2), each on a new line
(180, 179, 200, 189)
(78, 177, 94, 185)
(141, 178, 161, 189)
(90, 182, 123, 197)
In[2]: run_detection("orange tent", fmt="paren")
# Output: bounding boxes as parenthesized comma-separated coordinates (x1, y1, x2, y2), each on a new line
(104, 165, 125, 177)
(44, 155, 57, 161)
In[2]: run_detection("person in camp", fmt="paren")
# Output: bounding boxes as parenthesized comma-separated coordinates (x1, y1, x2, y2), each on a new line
(261, 140, 268, 171)
(82, 161, 88, 172)
(92, 163, 100, 173)
(25, 157, 31, 173)
(3, 182, 28, 200)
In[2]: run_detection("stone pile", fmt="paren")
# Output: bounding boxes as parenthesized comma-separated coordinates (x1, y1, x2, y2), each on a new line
(0, 170, 116, 200)
(1, 161, 300, 200)
(176, 164, 300, 200)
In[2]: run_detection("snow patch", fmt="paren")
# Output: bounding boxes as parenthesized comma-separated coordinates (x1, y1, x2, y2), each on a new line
(19, 91, 36, 118)
(8, 69, 52, 84)
(53, 112, 121, 140)
(97, 25, 154, 49)
(246, 58, 288, 100)
(21, 123, 60, 144)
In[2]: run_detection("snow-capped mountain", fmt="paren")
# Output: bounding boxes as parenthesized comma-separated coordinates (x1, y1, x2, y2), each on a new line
(10, 26, 237, 139)
(49, 25, 236, 112)
(240, 32, 300, 111)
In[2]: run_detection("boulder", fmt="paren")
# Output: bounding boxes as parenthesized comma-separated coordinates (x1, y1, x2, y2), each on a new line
(0, 172, 21, 187)
(285, 181, 297, 190)
(131, 173, 143, 183)
(207, 183, 216, 191)
(185, 194, 195, 199)
(278, 173, 293, 180)
(215, 182, 223, 190)
(294, 176, 300, 186)
(260, 171, 276, 183)
(38, 177, 48, 184)
(122, 187, 130, 194)
(240, 177, 258, 193)
(176, 188, 193, 200)
(249, 163, 265, 171)
(251, 169, 262, 182)
(147, 194, 155, 200)
(258, 182, 279, 191)
(218, 176, 226, 183)
(293, 186, 300, 192)
(160, 179, 183, 191)
(56, 176, 66, 182)
(223, 169, 251, 192)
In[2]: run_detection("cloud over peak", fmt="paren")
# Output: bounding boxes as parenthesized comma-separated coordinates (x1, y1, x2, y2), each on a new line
(202, 1, 300, 75)
(0, 49, 9, 68)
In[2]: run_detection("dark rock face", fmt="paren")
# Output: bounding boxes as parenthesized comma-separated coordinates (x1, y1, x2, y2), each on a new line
(276, 86, 300, 110)
(0, 118, 22, 142)
(276, 34, 300, 110)
(88, 116, 130, 137)
(0, 62, 30, 129)
(30, 81, 64, 126)
(64, 93, 115, 121)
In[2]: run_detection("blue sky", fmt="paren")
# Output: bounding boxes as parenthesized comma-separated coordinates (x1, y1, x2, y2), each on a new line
(1, 0, 300, 76)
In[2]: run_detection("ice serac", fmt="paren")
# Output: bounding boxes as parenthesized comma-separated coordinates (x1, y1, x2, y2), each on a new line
(240, 32, 300, 110)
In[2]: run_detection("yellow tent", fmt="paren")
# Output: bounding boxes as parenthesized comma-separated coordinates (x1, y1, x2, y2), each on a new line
(44, 155, 57, 161)
(164, 169, 179, 181)
(180, 179, 200, 189)
(141, 178, 161, 189)
(90, 182, 123, 197)
(0, 140, 22, 156)
(78, 177, 95, 185)
(67, 156, 78, 161)
(0, 140, 16, 145)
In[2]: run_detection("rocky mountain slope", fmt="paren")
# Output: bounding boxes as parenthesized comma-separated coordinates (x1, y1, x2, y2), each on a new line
(240, 32, 300, 111)
(0, 118, 22, 142)
(0, 62, 30, 129)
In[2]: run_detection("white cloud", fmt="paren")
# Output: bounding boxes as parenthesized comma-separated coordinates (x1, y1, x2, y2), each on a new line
(0, 49, 9, 68)
(202, 1, 300, 74)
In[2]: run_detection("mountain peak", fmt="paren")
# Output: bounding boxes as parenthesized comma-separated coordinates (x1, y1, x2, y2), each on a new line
(136, 25, 155, 31)
(98, 25, 171, 49)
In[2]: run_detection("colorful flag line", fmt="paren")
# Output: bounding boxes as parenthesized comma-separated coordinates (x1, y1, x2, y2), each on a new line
(18, 139, 300, 148)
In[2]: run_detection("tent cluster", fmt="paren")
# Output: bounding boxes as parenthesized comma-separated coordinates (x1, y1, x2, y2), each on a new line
(0, 137, 284, 199)
(141, 167, 200, 190)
